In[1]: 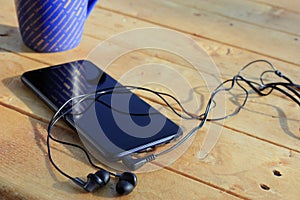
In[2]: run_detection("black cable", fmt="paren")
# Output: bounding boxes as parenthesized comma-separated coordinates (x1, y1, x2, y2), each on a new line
(47, 93, 119, 180)
(261, 82, 300, 99)
(47, 59, 299, 181)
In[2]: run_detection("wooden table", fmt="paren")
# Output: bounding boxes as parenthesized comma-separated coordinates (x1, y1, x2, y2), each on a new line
(1, 0, 299, 199)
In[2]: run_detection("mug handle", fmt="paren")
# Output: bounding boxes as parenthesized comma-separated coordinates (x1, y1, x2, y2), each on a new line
(87, 0, 98, 17)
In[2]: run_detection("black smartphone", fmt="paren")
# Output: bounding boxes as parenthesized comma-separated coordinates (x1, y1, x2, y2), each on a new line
(21, 60, 182, 170)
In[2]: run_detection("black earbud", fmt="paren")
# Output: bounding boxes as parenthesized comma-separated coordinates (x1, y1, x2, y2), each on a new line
(72, 169, 137, 195)
(73, 169, 110, 192)
(116, 172, 137, 195)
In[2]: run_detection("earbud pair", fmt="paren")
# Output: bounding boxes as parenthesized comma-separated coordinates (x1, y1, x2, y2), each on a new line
(73, 169, 137, 195)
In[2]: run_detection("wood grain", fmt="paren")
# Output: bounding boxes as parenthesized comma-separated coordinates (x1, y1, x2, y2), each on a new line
(249, 0, 300, 13)
(99, 0, 300, 65)
(169, 124, 300, 200)
(170, 0, 300, 36)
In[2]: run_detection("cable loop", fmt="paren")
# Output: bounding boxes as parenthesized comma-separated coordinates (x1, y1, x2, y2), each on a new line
(47, 59, 299, 180)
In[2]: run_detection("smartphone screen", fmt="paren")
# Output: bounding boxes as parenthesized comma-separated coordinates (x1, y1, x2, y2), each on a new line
(21, 60, 182, 163)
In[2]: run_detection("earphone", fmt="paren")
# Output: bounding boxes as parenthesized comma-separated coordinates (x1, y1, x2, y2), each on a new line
(47, 59, 299, 195)
(73, 170, 137, 195)
(47, 108, 138, 195)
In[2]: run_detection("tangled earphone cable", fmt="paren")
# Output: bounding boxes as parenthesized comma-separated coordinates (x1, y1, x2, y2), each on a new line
(47, 59, 299, 194)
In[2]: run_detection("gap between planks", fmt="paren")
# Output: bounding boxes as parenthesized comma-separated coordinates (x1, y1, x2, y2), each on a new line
(0, 99, 72, 133)
(164, 165, 251, 200)
(248, 0, 300, 14)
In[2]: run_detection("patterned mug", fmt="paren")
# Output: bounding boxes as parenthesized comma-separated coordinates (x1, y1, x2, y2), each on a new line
(14, 0, 98, 52)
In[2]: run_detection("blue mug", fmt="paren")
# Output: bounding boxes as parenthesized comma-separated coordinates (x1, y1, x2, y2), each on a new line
(14, 0, 98, 52)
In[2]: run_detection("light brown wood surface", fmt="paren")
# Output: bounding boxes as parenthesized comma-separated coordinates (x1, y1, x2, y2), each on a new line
(0, 0, 299, 199)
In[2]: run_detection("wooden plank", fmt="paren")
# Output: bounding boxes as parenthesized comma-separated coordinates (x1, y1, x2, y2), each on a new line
(0, 52, 99, 124)
(98, 0, 300, 66)
(0, 105, 238, 200)
(221, 94, 300, 151)
(170, 0, 300, 36)
(168, 123, 300, 200)
(249, 0, 300, 14)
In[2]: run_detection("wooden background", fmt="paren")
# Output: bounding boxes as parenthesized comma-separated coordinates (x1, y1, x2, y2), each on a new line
(0, 0, 299, 199)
